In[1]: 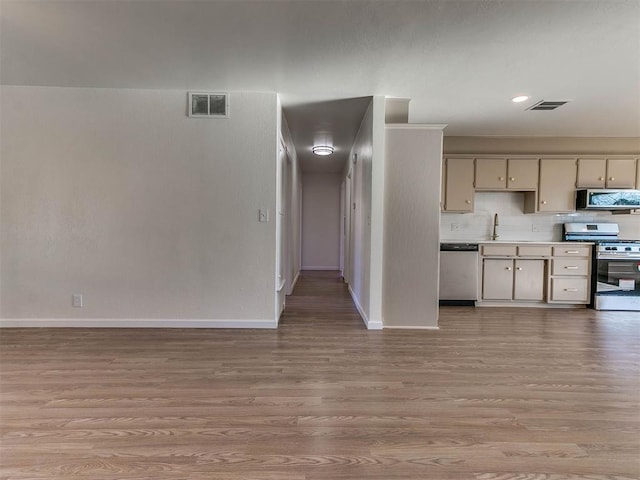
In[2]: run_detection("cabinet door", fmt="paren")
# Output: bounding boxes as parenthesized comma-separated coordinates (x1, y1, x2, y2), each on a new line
(507, 158, 538, 190)
(576, 158, 606, 188)
(475, 158, 507, 190)
(444, 158, 474, 212)
(538, 159, 578, 212)
(607, 158, 637, 188)
(636, 159, 640, 189)
(514, 259, 545, 301)
(482, 259, 514, 300)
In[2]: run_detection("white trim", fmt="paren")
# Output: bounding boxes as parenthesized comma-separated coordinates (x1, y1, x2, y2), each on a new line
(348, 285, 383, 330)
(0, 318, 278, 329)
(383, 325, 440, 330)
(385, 123, 448, 130)
(301, 266, 340, 271)
(289, 270, 301, 294)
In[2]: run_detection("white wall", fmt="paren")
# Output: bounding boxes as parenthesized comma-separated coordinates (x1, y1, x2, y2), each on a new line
(301, 173, 341, 270)
(383, 125, 444, 328)
(1, 86, 278, 326)
(345, 100, 373, 322)
(280, 110, 302, 295)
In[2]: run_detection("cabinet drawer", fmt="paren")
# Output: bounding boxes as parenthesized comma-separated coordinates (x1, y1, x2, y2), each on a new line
(550, 278, 589, 303)
(517, 245, 552, 257)
(552, 258, 589, 276)
(552, 246, 591, 257)
(481, 244, 517, 256)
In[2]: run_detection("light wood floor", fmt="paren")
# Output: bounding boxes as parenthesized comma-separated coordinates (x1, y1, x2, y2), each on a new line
(1, 270, 639, 479)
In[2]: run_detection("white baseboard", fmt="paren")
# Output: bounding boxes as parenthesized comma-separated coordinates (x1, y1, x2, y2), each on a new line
(301, 266, 341, 271)
(383, 325, 440, 330)
(288, 271, 300, 295)
(347, 285, 383, 330)
(0, 318, 279, 329)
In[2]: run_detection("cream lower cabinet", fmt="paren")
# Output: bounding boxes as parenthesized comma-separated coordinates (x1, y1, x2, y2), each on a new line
(479, 243, 591, 306)
(482, 259, 514, 300)
(548, 246, 591, 303)
(482, 258, 545, 301)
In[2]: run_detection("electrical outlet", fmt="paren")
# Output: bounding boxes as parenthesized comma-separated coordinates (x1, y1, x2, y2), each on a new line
(451, 223, 461, 231)
(258, 209, 269, 222)
(72, 294, 83, 308)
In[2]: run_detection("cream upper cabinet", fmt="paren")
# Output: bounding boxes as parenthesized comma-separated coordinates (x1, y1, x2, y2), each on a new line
(577, 157, 637, 188)
(475, 158, 507, 190)
(535, 158, 578, 212)
(637, 159, 640, 188)
(607, 158, 637, 188)
(443, 157, 474, 212)
(475, 157, 538, 190)
(576, 158, 606, 188)
(507, 158, 539, 190)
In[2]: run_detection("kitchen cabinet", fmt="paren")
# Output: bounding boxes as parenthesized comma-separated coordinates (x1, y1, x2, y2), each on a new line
(478, 242, 591, 306)
(514, 259, 546, 300)
(607, 158, 637, 188)
(548, 246, 591, 303)
(481, 258, 545, 301)
(526, 158, 577, 213)
(577, 157, 637, 188)
(482, 259, 514, 300)
(442, 157, 474, 212)
(637, 159, 640, 188)
(475, 157, 538, 190)
(475, 158, 507, 190)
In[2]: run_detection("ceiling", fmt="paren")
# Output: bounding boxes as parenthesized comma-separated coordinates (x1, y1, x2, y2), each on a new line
(1, 0, 639, 172)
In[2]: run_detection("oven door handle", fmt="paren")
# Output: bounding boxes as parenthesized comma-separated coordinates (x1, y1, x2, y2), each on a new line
(597, 254, 640, 260)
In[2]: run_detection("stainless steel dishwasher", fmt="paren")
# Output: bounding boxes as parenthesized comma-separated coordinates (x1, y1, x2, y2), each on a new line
(439, 243, 479, 306)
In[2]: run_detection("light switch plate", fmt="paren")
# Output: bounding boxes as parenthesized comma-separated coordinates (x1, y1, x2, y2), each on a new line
(259, 209, 269, 222)
(72, 294, 83, 308)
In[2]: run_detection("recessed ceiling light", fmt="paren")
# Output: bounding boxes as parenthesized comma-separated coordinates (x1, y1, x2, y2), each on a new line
(512, 95, 530, 103)
(312, 145, 334, 156)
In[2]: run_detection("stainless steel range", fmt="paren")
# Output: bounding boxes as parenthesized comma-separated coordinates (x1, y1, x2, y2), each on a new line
(564, 223, 640, 311)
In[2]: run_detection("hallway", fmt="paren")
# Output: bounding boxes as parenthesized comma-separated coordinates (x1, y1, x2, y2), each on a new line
(280, 270, 364, 328)
(1, 272, 638, 479)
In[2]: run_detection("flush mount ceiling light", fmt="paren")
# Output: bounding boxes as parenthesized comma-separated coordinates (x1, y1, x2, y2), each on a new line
(511, 95, 530, 103)
(312, 145, 334, 156)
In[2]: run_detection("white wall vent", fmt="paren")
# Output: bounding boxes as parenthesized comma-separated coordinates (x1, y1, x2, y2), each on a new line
(527, 100, 570, 111)
(188, 92, 229, 118)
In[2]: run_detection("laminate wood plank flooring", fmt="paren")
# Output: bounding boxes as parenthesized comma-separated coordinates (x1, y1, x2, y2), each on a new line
(1, 270, 639, 479)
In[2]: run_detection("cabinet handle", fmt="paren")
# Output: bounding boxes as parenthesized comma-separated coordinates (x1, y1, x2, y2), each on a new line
(498, 176, 504, 181)
(564, 288, 578, 292)
(541, 200, 547, 204)
(516, 267, 522, 270)
(609, 177, 614, 181)
(510, 177, 515, 181)
(506, 267, 512, 271)
(566, 250, 580, 254)
(599, 177, 605, 181)
(465, 200, 471, 204)
(564, 266, 579, 270)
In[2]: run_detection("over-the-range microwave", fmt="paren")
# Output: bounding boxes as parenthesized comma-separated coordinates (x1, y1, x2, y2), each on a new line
(576, 189, 640, 210)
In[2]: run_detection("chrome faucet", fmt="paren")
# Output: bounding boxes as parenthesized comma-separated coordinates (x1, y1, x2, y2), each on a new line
(491, 213, 499, 240)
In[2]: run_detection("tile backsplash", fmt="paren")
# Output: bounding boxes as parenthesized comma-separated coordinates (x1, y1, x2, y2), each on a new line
(441, 192, 640, 242)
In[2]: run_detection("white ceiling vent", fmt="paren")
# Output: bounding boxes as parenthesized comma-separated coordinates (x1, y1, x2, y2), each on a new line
(527, 100, 570, 111)
(188, 92, 229, 118)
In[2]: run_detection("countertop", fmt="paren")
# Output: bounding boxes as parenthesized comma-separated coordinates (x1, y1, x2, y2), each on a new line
(440, 240, 594, 245)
